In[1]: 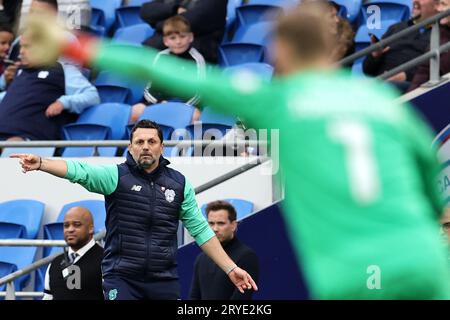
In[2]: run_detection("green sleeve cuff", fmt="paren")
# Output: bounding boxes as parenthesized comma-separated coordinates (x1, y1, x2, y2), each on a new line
(180, 179, 215, 246)
(65, 160, 77, 181)
(195, 227, 215, 247)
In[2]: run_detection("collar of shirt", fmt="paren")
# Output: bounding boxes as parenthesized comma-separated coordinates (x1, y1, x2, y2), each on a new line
(68, 239, 96, 263)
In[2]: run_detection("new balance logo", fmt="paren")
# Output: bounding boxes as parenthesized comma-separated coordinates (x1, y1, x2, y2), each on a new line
(131, 185, 142, 192)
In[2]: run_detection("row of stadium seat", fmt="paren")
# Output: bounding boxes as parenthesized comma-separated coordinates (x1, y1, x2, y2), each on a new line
(93, 1, 411, 74)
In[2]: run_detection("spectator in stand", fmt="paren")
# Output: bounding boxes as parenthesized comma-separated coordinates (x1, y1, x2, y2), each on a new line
(363, 0, 438, 92)
(43, 207, 104, 300)
(140, 0, 227, 63)
(0, 24, 14, 76)
(130, 15, 205, 124)
(331, 17, 355, 64)
(301, 0, 354, 65)
(190, 200, 259, 300)
(409, 0, 450, 91)
(1, 0, 82, 91)
(0, 27, 99, 141)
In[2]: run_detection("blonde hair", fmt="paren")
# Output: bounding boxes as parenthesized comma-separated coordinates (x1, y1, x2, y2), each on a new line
(163, 15, 192, 36)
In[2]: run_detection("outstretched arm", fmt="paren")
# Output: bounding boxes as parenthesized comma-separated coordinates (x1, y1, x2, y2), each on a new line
(10, 154, 118, 195)
(10, 153, 68, 177)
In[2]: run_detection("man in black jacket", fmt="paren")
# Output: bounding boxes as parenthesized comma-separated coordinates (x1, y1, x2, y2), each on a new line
(43, 206, 104, 300)
(362, 0, 437, 86)
(140, 0, 228, 63)
(190, 200, 259, 300)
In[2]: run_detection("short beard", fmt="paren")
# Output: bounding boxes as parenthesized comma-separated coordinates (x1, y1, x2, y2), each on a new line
(138, 158, 155, 170)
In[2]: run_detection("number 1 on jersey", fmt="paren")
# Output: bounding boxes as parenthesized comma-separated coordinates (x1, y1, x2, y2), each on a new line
(328, 120, 380, 204)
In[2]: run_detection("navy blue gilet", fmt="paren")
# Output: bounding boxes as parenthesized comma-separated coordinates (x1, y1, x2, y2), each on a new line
(102, 152, 186, 280)
(0, 63, 75, 140)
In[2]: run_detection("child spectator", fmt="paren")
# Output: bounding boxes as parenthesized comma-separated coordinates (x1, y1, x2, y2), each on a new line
(130, 15, 205, 124)
(0, 24, 13, 76)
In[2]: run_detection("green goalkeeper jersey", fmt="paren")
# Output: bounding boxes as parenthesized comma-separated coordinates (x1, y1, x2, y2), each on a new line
(91, 43, 450, 299)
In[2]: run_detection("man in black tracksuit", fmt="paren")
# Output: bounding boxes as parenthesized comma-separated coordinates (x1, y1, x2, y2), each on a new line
(362, 0, 437, 86)
(190, 200, 259, 300)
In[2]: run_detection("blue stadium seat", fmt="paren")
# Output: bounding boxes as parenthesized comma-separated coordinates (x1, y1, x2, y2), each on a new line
(226, 0, 242, 28)
(224, 62, 274, 82)
(219, 43, 266, 66)
(113, 23, 154, 44)
(201, 199, 254, 220)
(246, 0, 299, 7)
(200, 107, 237, 127)
(116, 6, 145, 28)
(0, 200, 45, 239)
(129, 0, 152, 5)
(232, 21, 273, 45)
(1, 147, 55, 158)
(0, 246, 38, 291)
(62, 123, 111, 157)
(333, 0, 362, 22)
(43, 223, 64, 243)
(359, 0, 411, 25)
(227, 199, 254, 219)
(90, 7, 105, 28)
(236, 4, 281, 27)
(0, 222, 26, 239)
(90, 0, 120, 33)
(95, 70, 146, 104)
(138, 102, 194, 130)
(90, 0, 122, 32)
(62, 103, 131, 157)
(0, 262, 17, 292)
(96, 84, 132, 104)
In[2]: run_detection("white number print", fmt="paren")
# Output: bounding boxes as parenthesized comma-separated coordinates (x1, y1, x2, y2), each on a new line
(328, 120, 380, 204)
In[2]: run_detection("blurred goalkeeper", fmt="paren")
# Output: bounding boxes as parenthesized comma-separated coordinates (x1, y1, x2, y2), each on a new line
(18, 2, 450, 299)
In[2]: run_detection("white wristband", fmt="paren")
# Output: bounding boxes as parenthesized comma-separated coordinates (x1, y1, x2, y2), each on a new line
(226, 264, 238, 275)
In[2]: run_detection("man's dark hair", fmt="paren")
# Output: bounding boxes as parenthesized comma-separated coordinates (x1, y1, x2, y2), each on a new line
(0, 24, 14, 34)
(205, 200, 237, 222)
(35, 0, 59, 10)
(130, 119, 164, 144)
